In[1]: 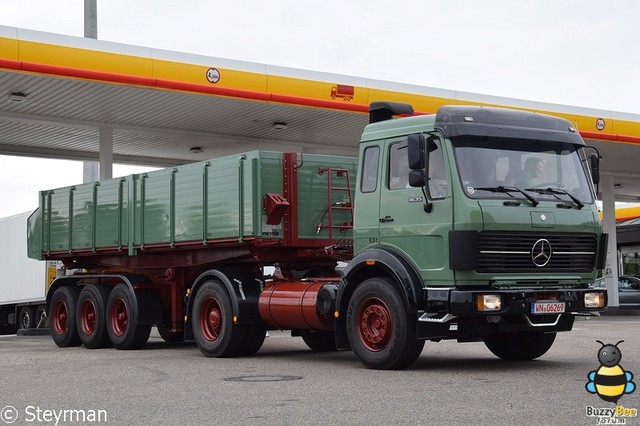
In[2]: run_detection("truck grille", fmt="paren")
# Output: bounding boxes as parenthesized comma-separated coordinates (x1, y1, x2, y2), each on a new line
(476, 232, 597, 273)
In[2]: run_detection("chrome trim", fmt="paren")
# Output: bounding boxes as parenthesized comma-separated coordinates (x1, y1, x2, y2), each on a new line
(419, 313, 457, 323)
(480, 250, 594, 255)
(522, 314, 561, 327)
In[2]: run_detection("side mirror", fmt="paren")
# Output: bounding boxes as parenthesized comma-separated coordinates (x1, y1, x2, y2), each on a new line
(408, 170, 426, 187)
(590, 153, 600, 185)
(407, 134, 425, 170)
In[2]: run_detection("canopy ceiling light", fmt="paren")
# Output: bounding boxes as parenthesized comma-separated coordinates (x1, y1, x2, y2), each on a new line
(8, 92, 28, 103)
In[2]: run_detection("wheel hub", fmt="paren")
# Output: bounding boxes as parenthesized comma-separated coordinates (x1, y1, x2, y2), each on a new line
(200, 297, 223, 342)
(81, 299, 97, 335)
(111, 298, 128, 337)
(53, 301, 68, 335)
(358, 298, 392, 351)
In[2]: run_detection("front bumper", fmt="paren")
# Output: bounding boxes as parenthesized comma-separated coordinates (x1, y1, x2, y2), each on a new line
(423, 287, 607, 316)
(415, 287, 607, 341)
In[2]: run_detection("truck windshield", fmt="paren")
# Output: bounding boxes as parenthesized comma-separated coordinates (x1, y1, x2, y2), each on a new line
(451, 136, 594, 204)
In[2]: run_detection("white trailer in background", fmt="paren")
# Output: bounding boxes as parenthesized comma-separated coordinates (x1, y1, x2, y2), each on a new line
(0, 211, 57, 333)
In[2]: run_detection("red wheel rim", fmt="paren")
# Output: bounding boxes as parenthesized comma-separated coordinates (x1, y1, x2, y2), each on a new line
(357, 296, 392, 351)
(110, 297, 128, 337)
(52, 300, 68, 335)
(80, 298, 97, 336)
(199, 297, 223, 342)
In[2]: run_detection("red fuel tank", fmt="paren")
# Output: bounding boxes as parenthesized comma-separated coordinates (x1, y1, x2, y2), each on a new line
(258, 281, 333, 331)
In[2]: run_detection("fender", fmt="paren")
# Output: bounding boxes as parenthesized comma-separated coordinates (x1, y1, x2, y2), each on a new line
(46, 274, 162, 325)
(334, 247, 424, 349)
(184, 267, 263, 340)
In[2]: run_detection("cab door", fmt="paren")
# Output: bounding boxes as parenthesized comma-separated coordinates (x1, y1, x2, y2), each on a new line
(378, 137, 453, 281)
(352, 144, 382, 254)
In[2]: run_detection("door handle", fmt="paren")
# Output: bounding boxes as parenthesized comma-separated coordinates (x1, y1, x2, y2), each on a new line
(379, 216, 394, 223)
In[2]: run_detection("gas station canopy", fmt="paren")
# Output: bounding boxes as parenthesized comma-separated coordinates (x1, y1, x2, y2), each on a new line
(2, 24, 640, 201)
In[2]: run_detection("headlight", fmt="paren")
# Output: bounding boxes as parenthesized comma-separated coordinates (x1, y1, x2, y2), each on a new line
(476, 294, 502, 312)
(584, 292, 606, 309)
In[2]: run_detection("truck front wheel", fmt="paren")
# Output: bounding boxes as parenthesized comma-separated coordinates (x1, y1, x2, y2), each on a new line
(483, 332, 556, 361)
(347, 277, 424, 370)
(192, 280, 247, 357)
(49, 286, 82, 347)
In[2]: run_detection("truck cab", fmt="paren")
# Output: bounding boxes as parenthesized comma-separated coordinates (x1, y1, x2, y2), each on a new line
(336, 103, 607, 369)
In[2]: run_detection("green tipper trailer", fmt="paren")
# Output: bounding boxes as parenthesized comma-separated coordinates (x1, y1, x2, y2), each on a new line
(28, 103, 609, 369)
(28, 150, 356, 259)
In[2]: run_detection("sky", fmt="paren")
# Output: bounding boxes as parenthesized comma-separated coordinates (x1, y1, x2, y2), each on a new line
(1, 0, 640, 217)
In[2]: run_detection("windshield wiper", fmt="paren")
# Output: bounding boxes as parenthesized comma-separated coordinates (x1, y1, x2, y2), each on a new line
(525, 187, 584, 209)
(474, 186, 539, 207)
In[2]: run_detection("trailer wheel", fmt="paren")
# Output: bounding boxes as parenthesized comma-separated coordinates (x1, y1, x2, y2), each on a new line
(347, 277, 424, 370)
(237, 326, 267, 356)
(300, 330, 337, 352)
(18, 306, 35, 330)
(36, 305, 48, 328)
(483, 332, 557, 361)
(192, 280, 247, 357)
(49, 285, 82, 347)
(77, 285, 112, 349)
(106, 284, 151, 350)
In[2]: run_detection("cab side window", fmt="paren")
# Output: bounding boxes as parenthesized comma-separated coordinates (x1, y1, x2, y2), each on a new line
(389, 142, 409, 190)
(428, 139, 448, 199)
(360, 146, 380, 193)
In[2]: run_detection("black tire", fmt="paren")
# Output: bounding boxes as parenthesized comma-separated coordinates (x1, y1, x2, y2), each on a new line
(237, 325, 267, 356)
(18, 306, 35, 330)
(192, 280, 247, 357)
(36, 305, 48, 328)
(49, 285, 82, 347)
(106, 283, 151, 350)
(300, 330, 337, 352)
(346, 277, 424, 370)
(483, 332, 557, 361)
(157, 326, 185, 343)
(76, 285, 112, 349)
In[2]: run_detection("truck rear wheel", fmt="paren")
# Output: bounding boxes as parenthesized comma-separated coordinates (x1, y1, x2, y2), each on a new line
(50, 286, 82, 347)
(347, 277, 424, 370)
(77, 285, 112, 349)
(106, 284, 151, 350)
(19, 306, 35, 330)
(300, 330, 337, 352)
(483, 332, 557, 360)
(192, 280, 247, 357)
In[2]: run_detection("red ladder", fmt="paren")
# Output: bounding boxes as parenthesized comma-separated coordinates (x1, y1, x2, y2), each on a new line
(317, 167, 354, 241)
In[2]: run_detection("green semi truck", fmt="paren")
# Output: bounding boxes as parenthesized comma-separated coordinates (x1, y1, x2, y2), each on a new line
(27, 102, 608, 369)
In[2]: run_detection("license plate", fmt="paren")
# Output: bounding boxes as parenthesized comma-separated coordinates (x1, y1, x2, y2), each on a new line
(531, 302, 565, 314)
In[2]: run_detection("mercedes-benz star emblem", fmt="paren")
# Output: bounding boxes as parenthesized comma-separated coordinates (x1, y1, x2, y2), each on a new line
(531, 238, 552, 267)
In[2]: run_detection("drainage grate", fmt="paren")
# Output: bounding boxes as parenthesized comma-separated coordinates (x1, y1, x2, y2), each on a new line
(224, 375, 302, 382)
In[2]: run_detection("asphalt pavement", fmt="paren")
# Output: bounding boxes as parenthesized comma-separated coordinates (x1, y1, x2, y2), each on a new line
(1, 316, 639, 426)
